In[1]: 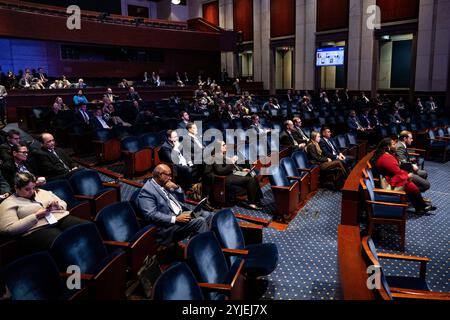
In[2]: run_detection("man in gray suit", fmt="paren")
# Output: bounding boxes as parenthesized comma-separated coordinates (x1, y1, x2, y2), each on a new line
(137, 164, 212, 246)
(396, 131, 430, 193)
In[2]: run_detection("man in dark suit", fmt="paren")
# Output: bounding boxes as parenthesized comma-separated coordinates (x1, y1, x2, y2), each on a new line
(35, 133, 78, 180)
(319, 127, 354, 169)
(249, 114, 271, 135)
(279, 120, 307, 150)
(74, 104, 91, 128)
(0, 84, 7, 125)
(137, 164, 212, 246)
(159, 130, 196, 190)
(0, 129, 20, 164)
(89, 107, 111, 130)
(396, 131, 430, 193)
(126, 87, 142, 102)
(292, 117, 310, 141)
(177, 111, 190, 130)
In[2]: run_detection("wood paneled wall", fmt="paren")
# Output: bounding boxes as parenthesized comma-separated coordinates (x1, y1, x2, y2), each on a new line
(233, 0, 253, 41)
(270, 0, 295, 38)
(316, 0, 349, 32)
(202, 1, 219, 26)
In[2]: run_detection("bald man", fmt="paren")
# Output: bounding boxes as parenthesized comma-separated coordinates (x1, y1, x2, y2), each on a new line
(137, 164, 213, 246)
(35, 132, 78, 180)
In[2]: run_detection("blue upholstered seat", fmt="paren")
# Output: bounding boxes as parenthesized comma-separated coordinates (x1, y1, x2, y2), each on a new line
(69, 169, 114, 198)
(41, 179, 85, 210)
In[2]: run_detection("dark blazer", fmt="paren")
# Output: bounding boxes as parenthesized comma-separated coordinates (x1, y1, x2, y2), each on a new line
(319, 138, 339, 160)
(89, 116, 111, 130)
(347, 116, 362, 131)
(127, 92, 141, 101)
(0, 161, 36, 189)
(74, 109, 91, 127)
(0, 170, 10, 195)
(280, 130, 306, 147)
(306, 143, 328, 165)
(0, 143, 13, 164)
(34, 147, 76, 179)
(359, 115, 371, 128)
(177, 121, 188, 130)
(159, 141, 187, 165)
(395, 141, 410, 163)
(137, 178, 189, 244)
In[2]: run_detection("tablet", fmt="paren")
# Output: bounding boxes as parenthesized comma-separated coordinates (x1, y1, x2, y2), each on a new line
(191, 197, 209, 218)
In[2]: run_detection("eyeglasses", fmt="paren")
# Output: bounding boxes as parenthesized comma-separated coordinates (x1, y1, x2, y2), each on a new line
(17, 151, 29, 154)
(161, 172, 172, 177)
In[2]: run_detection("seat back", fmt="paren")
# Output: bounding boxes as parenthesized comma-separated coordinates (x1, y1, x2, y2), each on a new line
(152, 262, 204, 300)
(121, 136, 141, 153)
(2, 252, 67, 300)
(95, 202, 140, 243)
(361, 236, 393, 300)
(292, 150, 309, 169)
(268, 165, 291, 187)
(50, 222, 109, 275)
(94, 129, 114, 142)
(140, 133, 161, 148)
(69, 169, 104, 197)
(336, 135, 348, 149)
(185, 231, 230, 299)
(280, 157, 300, 178)
(346, 132, 357, 145)
(211, 209, 245, 266)
(40, 179, 78, 209)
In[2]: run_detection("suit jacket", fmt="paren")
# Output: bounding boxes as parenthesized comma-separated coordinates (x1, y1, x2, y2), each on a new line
(74, 109, 91, 127)
(127, 92, 141, 101)
(1, 160, 37, 189)
(89, 116, 111, 130)
(177, 121, 188, 130)
(319, 138, 339, 160)
(0, 143, 13, 164)
(359, 115, 371, 128)
(0, 171, 10, 195)
(395, 142, 410, 163)
(137, 179, 189, 244)
(280, 130, 306, 148)
(35, 147, 76, 179)
(347, 117, 362, 131)
(159, 141, 188, 165)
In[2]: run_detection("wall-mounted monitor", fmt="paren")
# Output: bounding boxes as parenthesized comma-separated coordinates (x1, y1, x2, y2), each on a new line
(316, 47, 345, 67)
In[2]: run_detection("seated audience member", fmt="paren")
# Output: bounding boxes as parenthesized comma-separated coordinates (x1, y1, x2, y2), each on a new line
(0, 129, 21, 164)
(159, 130, 195, 190)
(280, 120, 307, 150)
(306, 131, 348, 190)
(18, 73, 31, 89)
(73, 89, 88, 106)
(74, 78, 87, 89)
(319, 127, 348, 164)
(369, 108, 382, 128)
(249, 114, 271, 135)
(360, 91, 370, 104)
(415, 98, 424, 114)
(118, 79, 129, 88)
(126, 87, 142, 102)
(0, 172, 87, 252)
(134, 105, 155, 127)
(74, 104, 91, 128)
(0, 171, 11, 202)
(347, 110, 367, 133)
(177, 111, 190, 130)
(371, 138, 435, 215)
(388, 108, 405, 124)
(359, 109, 373, 130)
(104, 87, 119, 103)
(36, 67, 48, 86)
(90, 107, 111, 130)
(43, 97, 66, 131)
(35, 133, 78, 181)
(204, 141, 263, 210)
(1, 143, 45, 189)
(48, 80, 63, 89)
(425, 96, 438, 113)
(102, 98, 131, 127)
(31, 78, 45, 90)
(396, 131, 430, 193)
(292, 117, 310, 141)
(137, 164, 213, 247)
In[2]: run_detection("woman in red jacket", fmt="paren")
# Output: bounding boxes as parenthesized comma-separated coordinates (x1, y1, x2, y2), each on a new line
(370, 138, 435, 215)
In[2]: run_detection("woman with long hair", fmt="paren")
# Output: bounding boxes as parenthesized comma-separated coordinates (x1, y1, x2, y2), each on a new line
(306, 131, 348, 190)
(370, 138, 435, 214)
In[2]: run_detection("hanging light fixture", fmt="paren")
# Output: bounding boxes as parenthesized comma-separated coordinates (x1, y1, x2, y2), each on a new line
(172, 0, 181, 4)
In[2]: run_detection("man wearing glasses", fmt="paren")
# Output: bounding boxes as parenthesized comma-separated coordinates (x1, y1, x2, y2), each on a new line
(137, 164, 213, 247)
(0, 129, 21, 164)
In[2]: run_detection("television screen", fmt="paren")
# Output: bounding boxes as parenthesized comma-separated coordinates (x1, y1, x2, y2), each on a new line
(316, 47, 345, 67)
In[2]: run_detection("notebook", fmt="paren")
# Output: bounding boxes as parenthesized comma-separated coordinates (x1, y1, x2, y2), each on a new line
(190, 197, 209, 218)
(233, 166, 256, 177)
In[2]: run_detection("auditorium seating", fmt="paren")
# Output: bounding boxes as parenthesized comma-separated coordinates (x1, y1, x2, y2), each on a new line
(95, 202, 158, 277)
(121, 136, 153, 176)
(1, 252, 87, 300)
(211, 209, 278, 279)
(361, 236, 450, 300)
(280, 157, 309, 202)
(184, 231, 246, 300)
(268, 165, 300, 222)
(50, 223, 127, 300)
(291, 150, 320, 192)
(92, 129, 122, 164)
(69, 169, 121, 216)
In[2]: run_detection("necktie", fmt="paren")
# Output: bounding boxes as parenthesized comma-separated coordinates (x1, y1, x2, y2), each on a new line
(326, 139, 337, 155)
(82, 111, 88, 124)
(52, 150, 69, 170)
(164, 189, 182, 216)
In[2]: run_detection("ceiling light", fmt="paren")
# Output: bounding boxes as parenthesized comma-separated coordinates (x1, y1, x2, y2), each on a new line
(172, 0, 181, 4)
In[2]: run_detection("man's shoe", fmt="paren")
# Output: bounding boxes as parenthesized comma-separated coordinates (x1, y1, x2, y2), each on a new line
(424, 205, 437, 212)
(423, 197, 432, 203)
(248, 203, 263, 211)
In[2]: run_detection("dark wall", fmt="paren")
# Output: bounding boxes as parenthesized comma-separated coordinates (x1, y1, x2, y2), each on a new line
(25, 0, 122, 14)
(378, 0, 420, 23)
(391, 40, 412, 88)
(233, 0, 253, 42)
(316, 0, 349, 32)
(270, 0, 295, 38)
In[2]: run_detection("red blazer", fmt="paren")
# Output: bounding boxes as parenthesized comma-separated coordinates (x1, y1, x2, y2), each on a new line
(375, 153, 409, 187)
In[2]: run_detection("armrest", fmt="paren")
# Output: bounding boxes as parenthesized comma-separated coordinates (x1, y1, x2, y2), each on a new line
(391, 291, 450, 300)
(377, 252, 430, 263)
(373, 188, 406, 196)
(234, 213, 270, 226)
(74, 194, 95, 200)
(378, 252, 429, 279)
(60, 272, 94, 281)
(198, 283, 232, 292)
(390, 288, 450, 300)
(408, 152, 420, 157)
(407, 148, 426, 153)
(366, 200, 408, 208)
(103, 240, 130, 248)
(297, 168, 313, 173)
(287, 175, 302, 181)
(102, 182, 121, 189)
(222, 248, 249, 256)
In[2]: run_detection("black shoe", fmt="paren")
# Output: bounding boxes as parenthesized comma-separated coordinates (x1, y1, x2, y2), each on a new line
(248, 203, 263, 211)
(424, 205, 437, 212)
